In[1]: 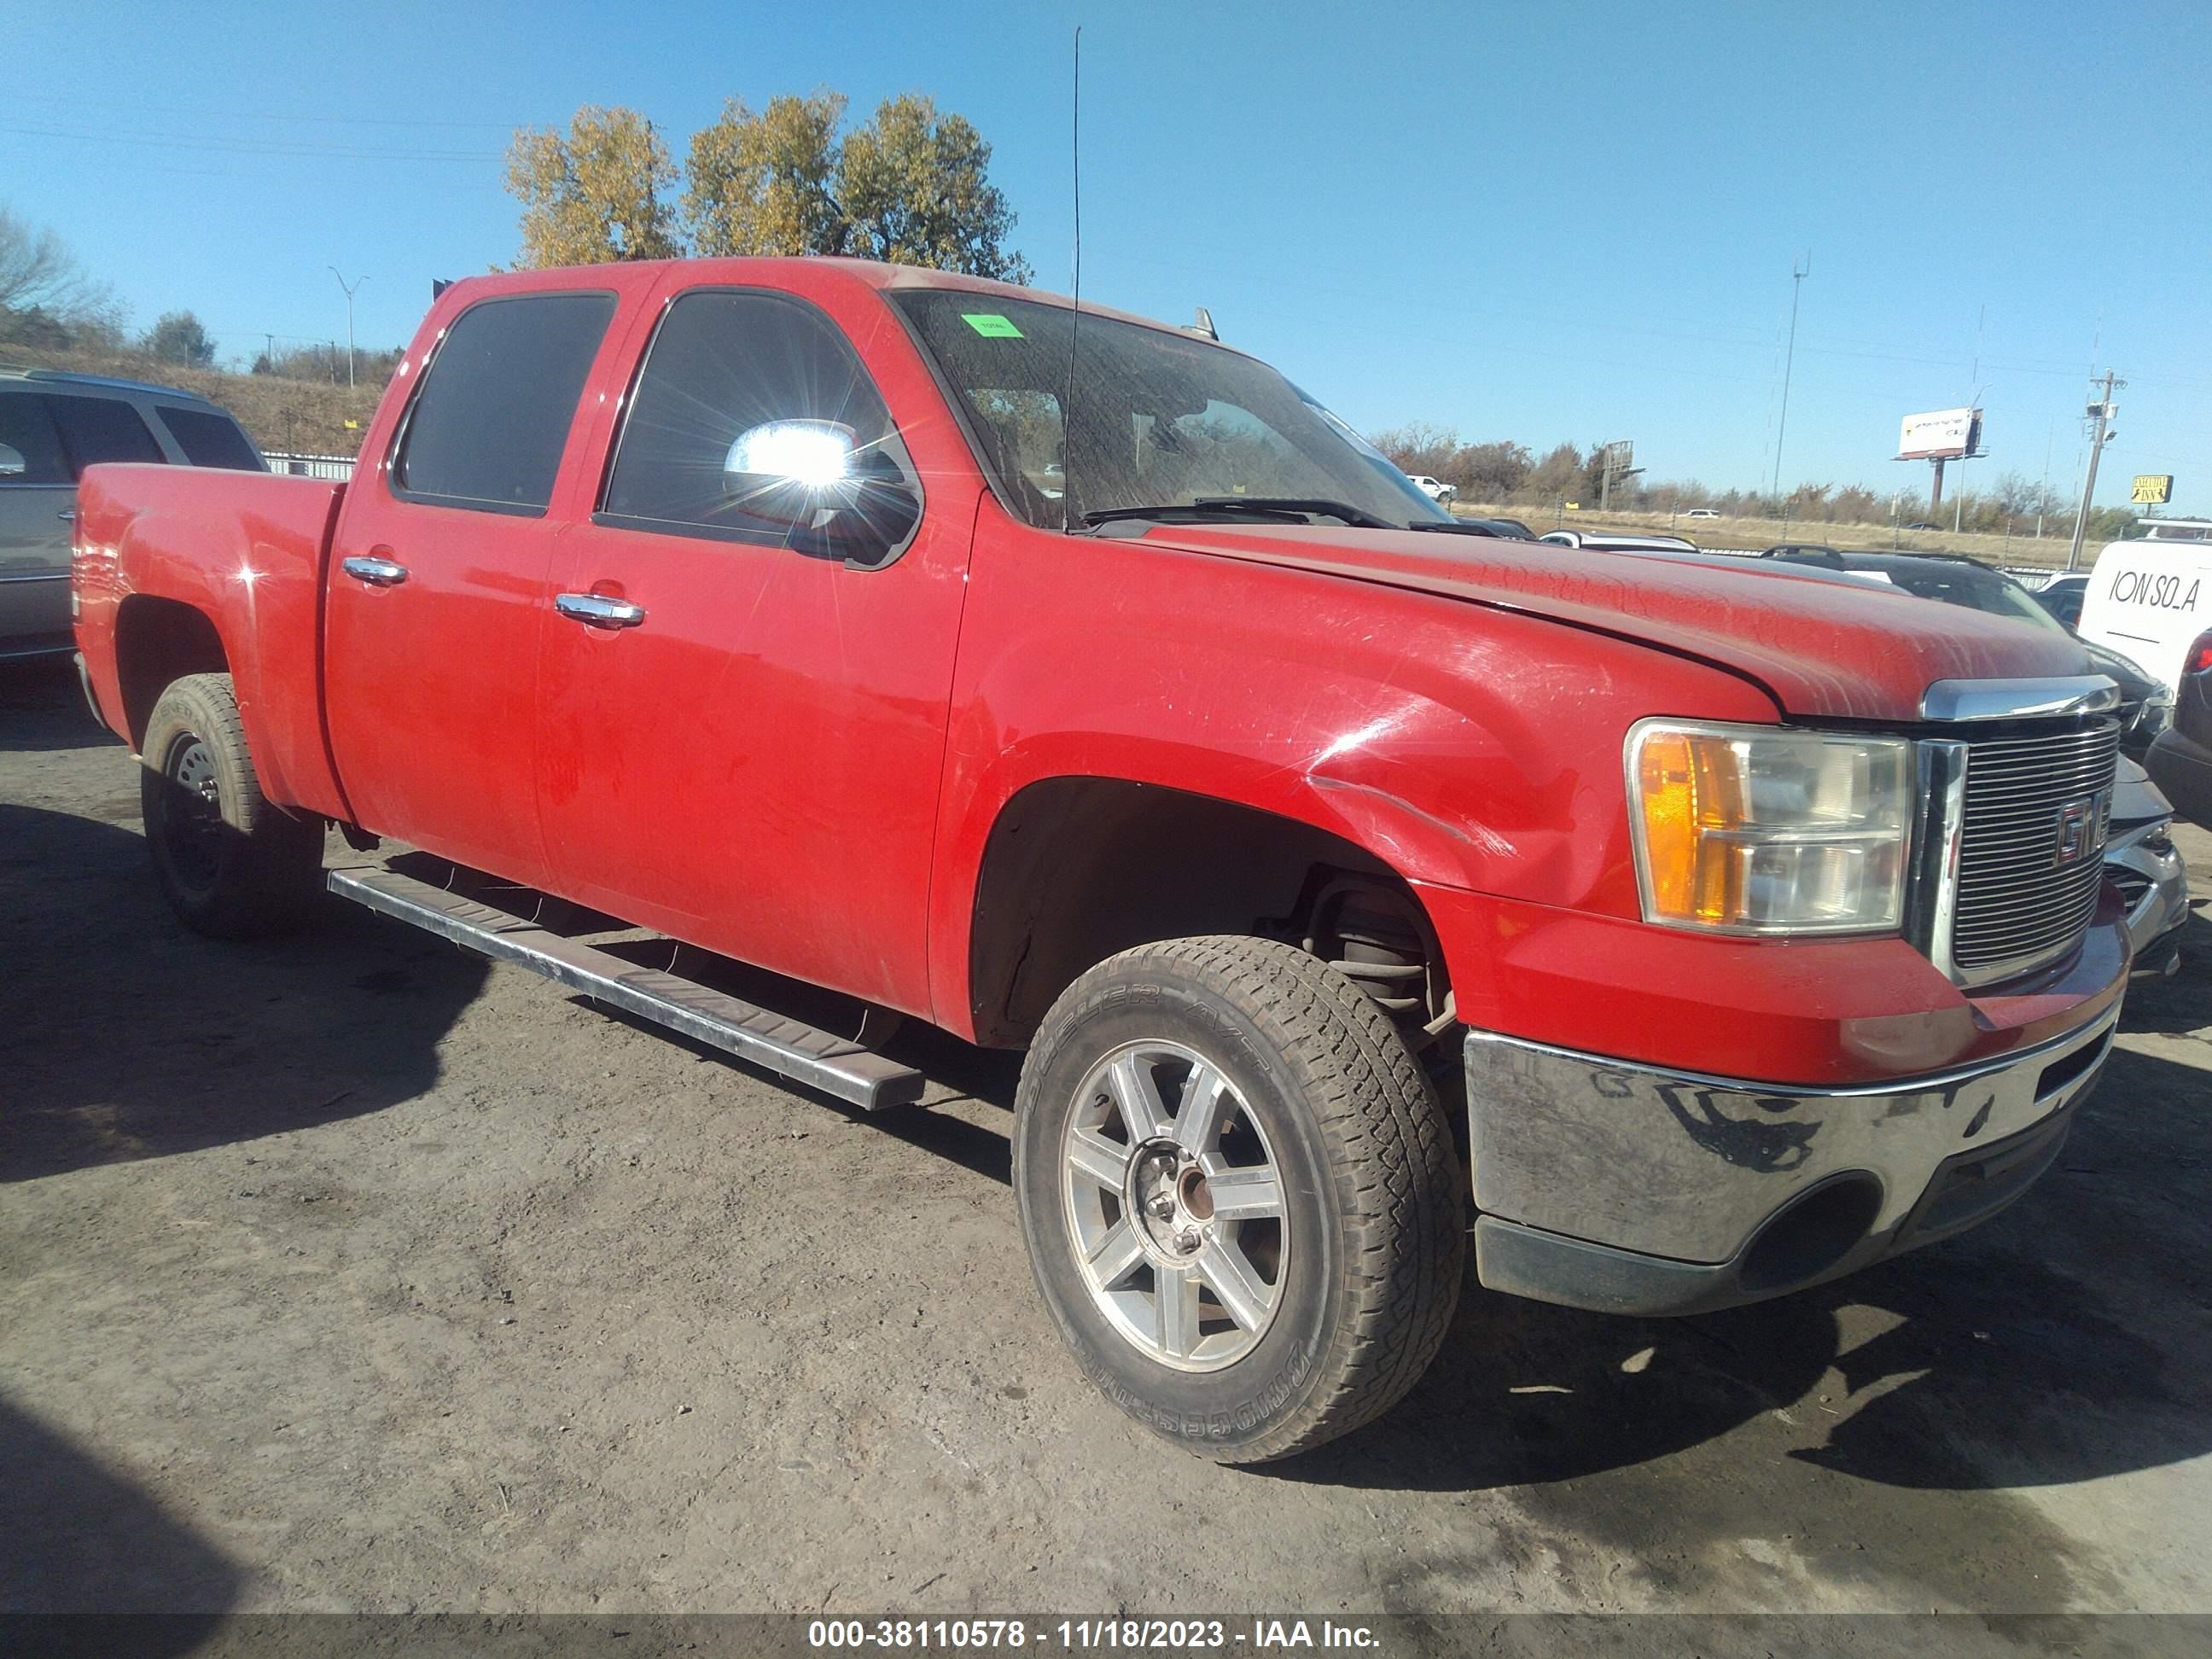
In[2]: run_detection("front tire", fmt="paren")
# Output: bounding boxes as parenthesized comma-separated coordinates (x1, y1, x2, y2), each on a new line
(1013, 935, 1464, 1462)
(140, 672, 324, 938)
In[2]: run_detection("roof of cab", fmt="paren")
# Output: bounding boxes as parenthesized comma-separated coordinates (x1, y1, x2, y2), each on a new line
(438, 255, 1243, 356)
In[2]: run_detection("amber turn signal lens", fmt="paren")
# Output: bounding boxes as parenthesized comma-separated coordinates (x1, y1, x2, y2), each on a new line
(1628, 721, 1912, 935)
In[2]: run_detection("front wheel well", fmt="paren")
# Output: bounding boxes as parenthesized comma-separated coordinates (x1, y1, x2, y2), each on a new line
(114, 596, 229, 751)
(965, 777, 1451, 1049)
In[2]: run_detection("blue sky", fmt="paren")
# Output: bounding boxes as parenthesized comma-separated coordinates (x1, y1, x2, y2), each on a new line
(10, 1, 2207, 509)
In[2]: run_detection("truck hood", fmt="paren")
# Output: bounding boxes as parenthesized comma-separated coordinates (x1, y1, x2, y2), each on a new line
(1136, 524, 2098, 722)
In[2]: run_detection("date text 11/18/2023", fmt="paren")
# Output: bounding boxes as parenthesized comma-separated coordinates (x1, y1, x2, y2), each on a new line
(806, 1620, 1382, 1650)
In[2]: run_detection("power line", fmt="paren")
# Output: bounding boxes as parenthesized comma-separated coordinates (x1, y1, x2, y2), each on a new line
(0, 119, 500, 162)
(4, 90, 528, 130)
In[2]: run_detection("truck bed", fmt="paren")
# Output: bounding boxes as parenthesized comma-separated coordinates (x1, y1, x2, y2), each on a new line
(74, 463, 351, 818)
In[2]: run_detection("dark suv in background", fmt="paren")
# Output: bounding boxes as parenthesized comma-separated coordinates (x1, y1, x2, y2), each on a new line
(2147, 628, 2212, 830)
(1, 368, 265, 659)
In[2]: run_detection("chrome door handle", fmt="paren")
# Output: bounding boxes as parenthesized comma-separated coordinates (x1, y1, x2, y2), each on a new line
(555, 592, 647, 629)
(341, 556, 409, 587)
(58, 510, 75, 523)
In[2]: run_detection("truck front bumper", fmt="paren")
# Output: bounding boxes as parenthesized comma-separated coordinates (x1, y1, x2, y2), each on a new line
(1462, 1000, 2121, 1317)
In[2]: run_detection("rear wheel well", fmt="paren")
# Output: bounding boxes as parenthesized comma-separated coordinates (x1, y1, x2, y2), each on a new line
(966, 777, 1451, 1050)
(115, 597, 228, 750)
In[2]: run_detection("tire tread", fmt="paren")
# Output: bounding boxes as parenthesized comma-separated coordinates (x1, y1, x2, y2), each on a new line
(141, 672, 323, 938)
(1016, 934, 1464, 1463)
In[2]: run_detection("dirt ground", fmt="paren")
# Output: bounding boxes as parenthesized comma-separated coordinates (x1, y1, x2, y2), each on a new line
(5, 655, 2211, 1619)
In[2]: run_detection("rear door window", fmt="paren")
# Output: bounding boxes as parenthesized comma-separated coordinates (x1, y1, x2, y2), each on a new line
(0, 393, 71, 484)
(391, 292, 616, 515)
(155, 405, 265, 471)
(45, 393, 166, 474)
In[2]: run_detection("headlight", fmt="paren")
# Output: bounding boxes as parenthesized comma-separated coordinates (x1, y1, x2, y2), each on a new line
(1627, 719, 1913, 934)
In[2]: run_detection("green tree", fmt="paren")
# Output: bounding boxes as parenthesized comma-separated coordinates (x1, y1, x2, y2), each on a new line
(837, 95, 1029, 280)
(1527, 442, 1585, 502)
(142, 310, 217, 368)
(682, 92, 847, 258)
(678, 90, 1030, 281)
(505, 106, 682, 267)
(1457, 440, 1531, 502)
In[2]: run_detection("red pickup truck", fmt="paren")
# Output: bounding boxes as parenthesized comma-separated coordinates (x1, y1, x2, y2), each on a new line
(73, 258, 2129, 1462)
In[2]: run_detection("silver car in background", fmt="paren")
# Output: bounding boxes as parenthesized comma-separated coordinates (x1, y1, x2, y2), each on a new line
(0, 368, 265, 658)
(2110, 754, 2190, 979)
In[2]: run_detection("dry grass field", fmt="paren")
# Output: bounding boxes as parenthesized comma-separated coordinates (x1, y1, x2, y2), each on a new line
(1452, 501, 2093, 574)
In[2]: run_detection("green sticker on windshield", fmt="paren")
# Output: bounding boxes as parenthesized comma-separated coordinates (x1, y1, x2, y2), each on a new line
(962, 311, 1024, 338)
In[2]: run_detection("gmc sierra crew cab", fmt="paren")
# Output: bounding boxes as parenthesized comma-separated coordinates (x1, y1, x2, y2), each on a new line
(73, 258, 2131, 1462)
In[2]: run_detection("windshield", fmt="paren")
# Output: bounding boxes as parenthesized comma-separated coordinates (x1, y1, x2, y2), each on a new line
(1871, 562, 2070, 637)
(891, 291, 1448, 530)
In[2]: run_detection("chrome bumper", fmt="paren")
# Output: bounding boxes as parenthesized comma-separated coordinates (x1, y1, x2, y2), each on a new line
(1463, 1004, 2121, 1316)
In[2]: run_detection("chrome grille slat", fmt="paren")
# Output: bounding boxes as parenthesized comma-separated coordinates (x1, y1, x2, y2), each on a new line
(1955, 896, 2100, 936)
(1953, 871, 2104, 901)
(1965, 767, 2123, 792)
(1947, 719, 2119, 978)
(1953, 886, 2103, 924)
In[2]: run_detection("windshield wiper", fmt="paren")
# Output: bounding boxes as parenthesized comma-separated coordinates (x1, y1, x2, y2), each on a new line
(1081, 497, 1397, 530)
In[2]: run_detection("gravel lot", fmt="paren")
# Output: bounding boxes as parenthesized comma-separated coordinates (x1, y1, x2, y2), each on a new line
(5, 655, 2211, 1619)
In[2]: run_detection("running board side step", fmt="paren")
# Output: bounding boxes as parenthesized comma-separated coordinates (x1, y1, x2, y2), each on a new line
(328, 867, 925, 1112)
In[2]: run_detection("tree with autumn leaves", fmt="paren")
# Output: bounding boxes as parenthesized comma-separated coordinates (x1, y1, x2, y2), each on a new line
(504, 92, 1030, 282)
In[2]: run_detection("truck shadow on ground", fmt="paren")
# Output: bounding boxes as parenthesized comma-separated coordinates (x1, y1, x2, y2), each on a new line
(1267, 1041, 2212, 1610)
(2116, 902, 2212, 1034)
(1283, 1035, 2210, 1494)
(0, 657, 124, 754)
(0, 1394, 240, 1628)
(0, 802, 489, 1185)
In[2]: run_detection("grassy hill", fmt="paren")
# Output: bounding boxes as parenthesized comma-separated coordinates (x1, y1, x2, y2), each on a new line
(3, 340, 384, 458)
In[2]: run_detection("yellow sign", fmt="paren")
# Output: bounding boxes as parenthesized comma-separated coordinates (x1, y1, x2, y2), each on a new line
(1563, 501, 1580, 511)
(2132, 474, 2173, 504)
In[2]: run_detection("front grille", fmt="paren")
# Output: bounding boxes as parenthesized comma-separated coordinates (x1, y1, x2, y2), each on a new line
(1949, 721, 2120, 980)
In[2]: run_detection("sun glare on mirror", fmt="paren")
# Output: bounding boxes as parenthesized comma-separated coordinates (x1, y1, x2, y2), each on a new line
(725, 420, 856, 487)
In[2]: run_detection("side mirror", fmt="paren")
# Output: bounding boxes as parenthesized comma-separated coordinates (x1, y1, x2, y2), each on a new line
(723, 419, 920, 563)
(0, 443, 25, 478)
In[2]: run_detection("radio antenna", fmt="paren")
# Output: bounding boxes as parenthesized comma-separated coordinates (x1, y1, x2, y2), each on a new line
(1061, 24, 1082, 533)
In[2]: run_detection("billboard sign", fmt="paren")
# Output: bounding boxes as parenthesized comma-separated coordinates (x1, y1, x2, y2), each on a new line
(2132, 474, 2174, 505)
(1897, 408, 1983, 461)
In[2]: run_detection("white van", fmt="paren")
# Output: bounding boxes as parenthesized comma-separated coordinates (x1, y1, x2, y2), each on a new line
(2076, 518, 2212, 696)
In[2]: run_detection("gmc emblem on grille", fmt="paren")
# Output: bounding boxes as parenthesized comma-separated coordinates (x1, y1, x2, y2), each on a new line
(2053, 789, 2110, 867)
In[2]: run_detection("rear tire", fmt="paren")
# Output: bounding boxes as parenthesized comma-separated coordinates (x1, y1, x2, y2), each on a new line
(140, 672, 324, 938)
(1013, 935, 1464, 1462)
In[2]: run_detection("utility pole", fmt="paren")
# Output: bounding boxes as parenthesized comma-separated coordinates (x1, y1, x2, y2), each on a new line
(2038, 416, 2053, 538)
(2066, 370, 2122, 573)
(1770, 253, 1811, 513)
(328, 267, 368, 388)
